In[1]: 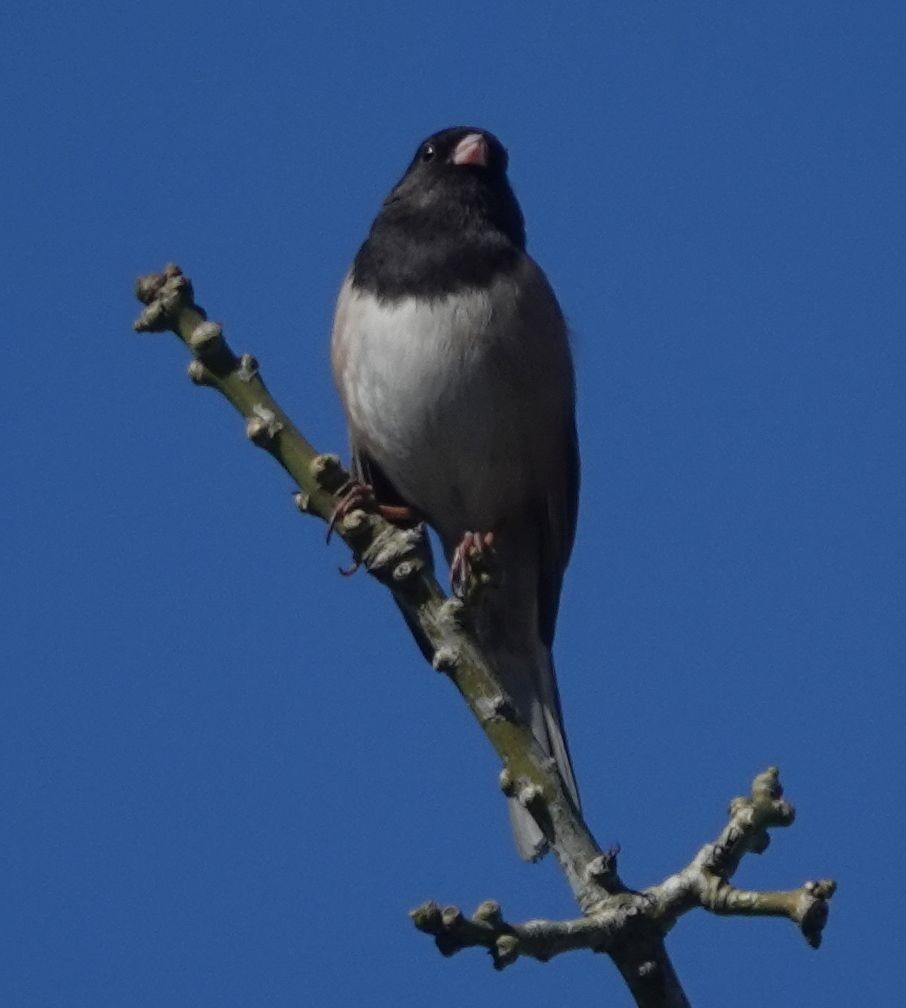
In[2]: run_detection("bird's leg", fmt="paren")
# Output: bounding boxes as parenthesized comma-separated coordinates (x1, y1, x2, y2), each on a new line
(450, 530, 496, 598)
(377, 502, 420, 523)
(326, 480, 375, 544)
(326, 480, 421, 544)
(327, 480, 421, 576)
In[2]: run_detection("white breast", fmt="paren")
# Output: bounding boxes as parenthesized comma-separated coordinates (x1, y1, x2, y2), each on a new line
(337, 279, 490, 451)
(331, 271, 568, 545)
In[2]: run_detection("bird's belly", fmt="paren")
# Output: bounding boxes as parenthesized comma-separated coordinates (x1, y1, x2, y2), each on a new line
(337, 289, 528, 542)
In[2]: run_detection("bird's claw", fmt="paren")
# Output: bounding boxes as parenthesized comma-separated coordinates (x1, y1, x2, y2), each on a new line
(450, 530, 496, 598)
(326, 480, 377, 544)
(327, 480, 421, 577)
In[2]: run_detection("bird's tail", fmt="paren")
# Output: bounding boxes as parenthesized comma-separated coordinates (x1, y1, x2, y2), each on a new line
(491, 642, 580, 861)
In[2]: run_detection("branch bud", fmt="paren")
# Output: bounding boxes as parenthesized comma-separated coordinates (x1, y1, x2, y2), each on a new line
(310, 454, 346, 493)
(188, 320, 223, 355)
(409, 901, 443, 932)
(494, 934, 519, 968)
(431, 647, 459, 673)
(393, 559, 418, 582)
(187, 359, 214, 386)
(472, 900, 502, 926)
(237, 353, 259, 381)
(518, 784, 542, 809)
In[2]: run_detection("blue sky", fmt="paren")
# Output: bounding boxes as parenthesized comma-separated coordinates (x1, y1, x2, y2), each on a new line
(2, 2, 903, 1004)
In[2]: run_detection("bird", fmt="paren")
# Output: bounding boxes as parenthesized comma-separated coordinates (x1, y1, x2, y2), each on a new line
(330, 126, 579, 860)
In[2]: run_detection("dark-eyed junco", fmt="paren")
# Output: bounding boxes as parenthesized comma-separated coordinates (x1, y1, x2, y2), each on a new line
(331, 127, 579, 859)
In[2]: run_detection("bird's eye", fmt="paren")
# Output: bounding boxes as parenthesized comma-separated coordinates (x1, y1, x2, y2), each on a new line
(421, 143, 436, 162)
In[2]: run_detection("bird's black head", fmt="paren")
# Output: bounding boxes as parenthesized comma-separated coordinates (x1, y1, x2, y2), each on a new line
(401, 127, 511, 186)
(353, 127, 526, 299)
(386, 127, 525, 249)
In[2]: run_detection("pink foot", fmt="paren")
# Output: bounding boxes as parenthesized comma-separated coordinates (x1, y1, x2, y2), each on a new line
(327, 480, 421, 576)
(326, 480, 376, 544)
(450, 530, 496, 597)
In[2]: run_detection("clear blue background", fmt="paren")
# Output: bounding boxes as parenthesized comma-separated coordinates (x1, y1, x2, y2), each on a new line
(2, 2, 902, 1004)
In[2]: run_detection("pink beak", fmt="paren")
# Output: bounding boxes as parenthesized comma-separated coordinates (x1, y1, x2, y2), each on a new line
(452, 133, 488, 167)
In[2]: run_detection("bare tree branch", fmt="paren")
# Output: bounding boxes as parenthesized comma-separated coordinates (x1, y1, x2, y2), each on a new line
(648, 767, 835, 948)
(412, 767, 835, 974)
(133, 264, 835, 1006)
